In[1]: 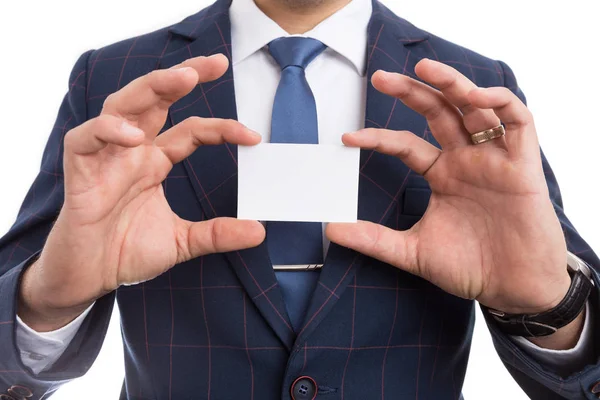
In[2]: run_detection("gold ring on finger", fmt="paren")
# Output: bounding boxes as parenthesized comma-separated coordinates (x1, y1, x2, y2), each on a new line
(470, 125, 505, 145)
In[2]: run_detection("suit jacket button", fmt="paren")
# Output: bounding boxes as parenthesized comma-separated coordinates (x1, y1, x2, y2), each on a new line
(8, 385, 32, 399)
(591, 381, 600, 397)
(290, 376, 317, 400)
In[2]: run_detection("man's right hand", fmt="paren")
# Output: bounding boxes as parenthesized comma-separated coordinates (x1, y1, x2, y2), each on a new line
(18, 54, 265, 332)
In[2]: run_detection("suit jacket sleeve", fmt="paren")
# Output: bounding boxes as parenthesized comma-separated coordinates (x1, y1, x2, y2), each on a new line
(0, 50, 115, 399)
(484, 60, 600, 400)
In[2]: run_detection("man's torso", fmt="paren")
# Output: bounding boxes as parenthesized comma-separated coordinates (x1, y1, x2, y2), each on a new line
(79, 0, 508, 397)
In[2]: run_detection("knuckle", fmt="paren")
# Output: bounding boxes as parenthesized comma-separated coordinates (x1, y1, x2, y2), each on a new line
(63, 127, 78, 150)
(229, 120, 246, 133)
(371, 226, 388, 255)
(102, 92, 119, 111)
(439, 71, 459, 90)
(394, 83, 412, 99)
(393, 143, 412, 160)
(500, 87, 514, 98)
(362, 128, 380, 136)
(175, 222, 193, 261)
(146, 69, 163, 82)
(211, 219, 222, 252)
(460, 103, 477, 115)
(373, 132, 390, 149)
(182, 116, 203, 128)
(181, 117, 204, 146)
(424, 104, 444, 121)
(144, 70, 165, 96)
(214, 118, 242, 136)
(218, 118, 237, 130)
(523, 109, 534, 124)
(94, 115, 118, 133)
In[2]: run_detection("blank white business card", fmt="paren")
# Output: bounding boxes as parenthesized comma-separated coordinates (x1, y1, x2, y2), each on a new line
(238, 143, 359, 222)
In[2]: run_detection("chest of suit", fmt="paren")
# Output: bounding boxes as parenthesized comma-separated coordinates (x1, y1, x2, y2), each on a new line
(82, 3, 507, 398)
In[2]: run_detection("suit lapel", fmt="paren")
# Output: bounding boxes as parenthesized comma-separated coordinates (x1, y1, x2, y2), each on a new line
(295, 0, 434, 344)
(160, 0, 295, 350)
(359, 1, 436, 225)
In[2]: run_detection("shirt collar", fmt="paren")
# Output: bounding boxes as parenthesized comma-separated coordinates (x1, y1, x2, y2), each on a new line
(229, 0, 372, 76)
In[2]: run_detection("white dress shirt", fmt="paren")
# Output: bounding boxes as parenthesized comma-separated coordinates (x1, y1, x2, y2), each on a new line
(16, 0, 594, 379)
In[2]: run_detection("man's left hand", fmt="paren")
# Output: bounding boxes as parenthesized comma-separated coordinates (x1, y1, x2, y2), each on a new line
(327, 59, 572, 326)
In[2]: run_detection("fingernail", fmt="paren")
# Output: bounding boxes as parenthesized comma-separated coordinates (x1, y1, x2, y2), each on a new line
(120, 121, 144, 137)
(174, 67, 193, 74)
(376, 70, 393, 83)
(207, 54, 224, 59)
(249, 129, 262, 139)
(349, 130, 366, 136)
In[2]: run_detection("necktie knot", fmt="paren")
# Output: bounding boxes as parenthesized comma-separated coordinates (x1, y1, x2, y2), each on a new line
(268, 37, 327, 70)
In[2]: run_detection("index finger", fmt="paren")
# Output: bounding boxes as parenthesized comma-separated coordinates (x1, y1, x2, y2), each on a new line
(415, 59, 502, 139)
(101, 54, 229, 119)
(372, 70, 470, 149)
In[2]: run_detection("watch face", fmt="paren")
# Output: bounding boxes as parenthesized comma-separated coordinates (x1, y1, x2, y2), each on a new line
(567, 252, 594, 282)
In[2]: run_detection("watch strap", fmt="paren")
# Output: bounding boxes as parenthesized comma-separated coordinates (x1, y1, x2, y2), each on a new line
(487, 268, 594, 337)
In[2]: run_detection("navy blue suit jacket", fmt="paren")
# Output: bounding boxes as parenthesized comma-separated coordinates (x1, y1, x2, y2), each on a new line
(1, 0, 599, 398)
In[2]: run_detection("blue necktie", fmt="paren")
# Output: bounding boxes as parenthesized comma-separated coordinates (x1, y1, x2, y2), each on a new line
(267, 37, 327, 331)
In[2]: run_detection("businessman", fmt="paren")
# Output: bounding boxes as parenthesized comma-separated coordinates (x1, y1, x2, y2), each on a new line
(0, 0, 598, 398)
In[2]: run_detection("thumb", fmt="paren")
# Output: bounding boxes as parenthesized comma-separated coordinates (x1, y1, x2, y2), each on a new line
(177, 217, 265, 262)
(326, 221, 417, 273)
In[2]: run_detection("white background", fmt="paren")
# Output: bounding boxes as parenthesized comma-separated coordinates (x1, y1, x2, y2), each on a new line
(0, 1, 598, 399)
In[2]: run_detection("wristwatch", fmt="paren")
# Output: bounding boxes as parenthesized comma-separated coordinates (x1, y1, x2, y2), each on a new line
(486, 253, 595, 337)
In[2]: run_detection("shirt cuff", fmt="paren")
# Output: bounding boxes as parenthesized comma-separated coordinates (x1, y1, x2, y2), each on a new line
(16, 303, 95, 375)
(511, 301, 593, 376)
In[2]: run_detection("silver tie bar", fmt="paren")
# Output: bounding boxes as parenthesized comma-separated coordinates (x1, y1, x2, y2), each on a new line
(272, 264, 323, 271)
